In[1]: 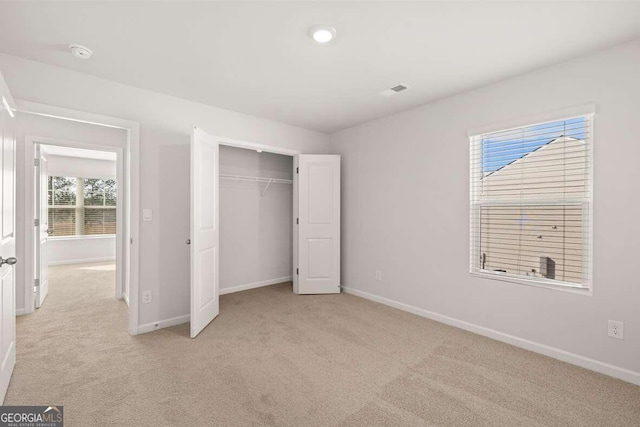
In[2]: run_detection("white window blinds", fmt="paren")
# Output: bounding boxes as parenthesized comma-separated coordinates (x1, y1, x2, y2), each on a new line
(48, 176, 117, 237)
(83, 178, 117, 235)
(48, 177, 78, 237)
(469, 115, 593, 289)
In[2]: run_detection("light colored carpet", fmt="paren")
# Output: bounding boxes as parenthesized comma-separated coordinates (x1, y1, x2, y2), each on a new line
(5, 262, 640, 426)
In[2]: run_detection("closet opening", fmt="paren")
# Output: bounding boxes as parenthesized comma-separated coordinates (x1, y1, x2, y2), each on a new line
(218, 145, 294, 295)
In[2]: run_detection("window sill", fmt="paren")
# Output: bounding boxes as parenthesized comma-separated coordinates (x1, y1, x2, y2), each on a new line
(470, 271, 592, 296)
(49, 235, 116, 241)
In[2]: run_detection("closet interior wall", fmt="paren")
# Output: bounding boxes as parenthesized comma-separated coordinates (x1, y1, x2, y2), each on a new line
(219, 145, 293, 292)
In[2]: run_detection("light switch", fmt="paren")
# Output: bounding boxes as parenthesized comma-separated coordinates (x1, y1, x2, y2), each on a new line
(143, 209, 153, 222)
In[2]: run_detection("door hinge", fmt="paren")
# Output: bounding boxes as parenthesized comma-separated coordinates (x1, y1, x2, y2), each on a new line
(296, 167, 299, 174)
(34, 219, 40, 227)
(296, 218, 299, 225)
(34, 158, 40, 167)
(34, 279, 40, 287)
(296, 268, 299, 275)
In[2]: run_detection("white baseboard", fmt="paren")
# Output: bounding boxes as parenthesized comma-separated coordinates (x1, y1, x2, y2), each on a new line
(16, 308, 25, 316)
(48, 256, 116, 266)
(219, 276, 292, 295)
(138, 314, 189, 334)
(342, 286, 640, 386)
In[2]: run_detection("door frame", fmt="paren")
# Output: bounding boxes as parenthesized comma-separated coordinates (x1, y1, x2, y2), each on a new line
(216, 135, 301, 158)
(18, 100, 141, 335)
(30, 139, 124, 304)
(34, 144, 49, 308)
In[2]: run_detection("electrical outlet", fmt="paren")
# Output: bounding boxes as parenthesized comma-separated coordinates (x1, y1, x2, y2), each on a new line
(142, 290, 152, 304)
(608, 320, 624, 340)
(375, 270, 382, 281)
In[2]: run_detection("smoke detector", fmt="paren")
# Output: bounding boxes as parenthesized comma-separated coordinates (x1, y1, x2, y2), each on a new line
(69, 44, 93, 59)
(379, 83, 410, 97)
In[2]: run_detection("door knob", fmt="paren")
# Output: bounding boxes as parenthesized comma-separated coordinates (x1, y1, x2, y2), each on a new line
(0, 257, 17, 266)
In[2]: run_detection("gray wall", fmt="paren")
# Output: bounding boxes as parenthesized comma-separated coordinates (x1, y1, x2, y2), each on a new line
(329, 39, 640, 375)
(220, 146, 293, 290)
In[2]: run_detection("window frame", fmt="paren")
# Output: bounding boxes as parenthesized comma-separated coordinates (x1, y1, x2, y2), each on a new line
(469, 112, 594, 293)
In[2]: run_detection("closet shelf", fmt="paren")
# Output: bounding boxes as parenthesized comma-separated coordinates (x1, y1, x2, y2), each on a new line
(219, 174, 292, 185)
(219, 174, 292, 197)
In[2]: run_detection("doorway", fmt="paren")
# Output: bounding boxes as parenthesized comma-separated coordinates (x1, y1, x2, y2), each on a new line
(34, 144, 120, 308)
(18, 100, 140, 335)
(23, 131, 135, 330)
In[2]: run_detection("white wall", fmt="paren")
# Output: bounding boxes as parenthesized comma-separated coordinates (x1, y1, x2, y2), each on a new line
(48, 236, 116, 266)
(0, 53, 330, 327)
(47, 154, 116, 180)
(14, 113, 126, 312)
(46, 154, 117, 266)
(329, 40, 640, 380)
(220, 146, 293, 292)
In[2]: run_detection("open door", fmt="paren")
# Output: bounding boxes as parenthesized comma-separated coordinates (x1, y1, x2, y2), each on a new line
(190, 126, 219, 338)
(34, 145, 49, 308)
(0, 91, 17, 403)
(294, 155, 341, 294)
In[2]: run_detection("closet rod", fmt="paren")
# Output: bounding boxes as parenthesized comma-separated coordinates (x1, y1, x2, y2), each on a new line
(219, 174, 292, 185)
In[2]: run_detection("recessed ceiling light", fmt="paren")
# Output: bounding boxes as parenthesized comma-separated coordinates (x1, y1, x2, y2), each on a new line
(256, 149, 262, 153)
(309, 25, 336, 44)
(69, 44, 93, 59)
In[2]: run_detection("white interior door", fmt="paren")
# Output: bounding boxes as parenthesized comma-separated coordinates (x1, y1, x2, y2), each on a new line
(294, 155, 341, 294)
(190, 126, 219, 338)
(34, 146, 49, 308)
(0, 96, 17, 403)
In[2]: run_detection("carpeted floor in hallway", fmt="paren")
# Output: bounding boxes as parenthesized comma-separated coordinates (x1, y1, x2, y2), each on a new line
(5, 262, 640, 426)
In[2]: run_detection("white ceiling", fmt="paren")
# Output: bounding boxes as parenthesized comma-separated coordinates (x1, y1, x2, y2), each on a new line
(41, 145, 116, 161)
(1, 2, 639, 133)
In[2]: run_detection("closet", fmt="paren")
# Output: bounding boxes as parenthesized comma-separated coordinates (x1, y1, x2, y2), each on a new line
(219, 145, 293, 293)
(189, 126, 340, 337)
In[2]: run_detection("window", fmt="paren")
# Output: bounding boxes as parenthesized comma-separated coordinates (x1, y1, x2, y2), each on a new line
(48, 176, 117, 237)
(469, 115, 592, 289)
(83, 178, 117, 235)
(48, 177, 78, 237)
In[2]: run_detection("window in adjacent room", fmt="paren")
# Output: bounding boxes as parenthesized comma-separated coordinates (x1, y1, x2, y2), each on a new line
(469, 114, 592, 290)
(48, 176, 117, 237)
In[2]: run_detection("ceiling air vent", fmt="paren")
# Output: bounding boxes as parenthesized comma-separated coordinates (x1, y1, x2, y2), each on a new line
(390, 84, 408, 93)
(379, 83, 411, 97)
